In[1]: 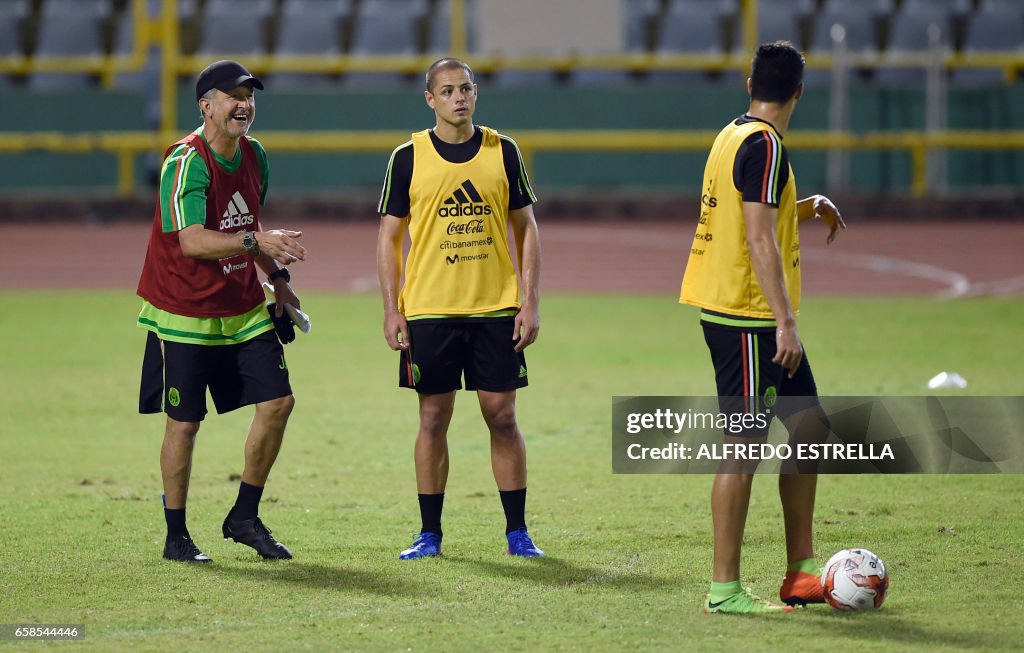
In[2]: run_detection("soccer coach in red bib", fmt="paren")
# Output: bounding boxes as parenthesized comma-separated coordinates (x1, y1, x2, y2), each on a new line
(377, 58, 544, 560)
(136, 60, 307, 563)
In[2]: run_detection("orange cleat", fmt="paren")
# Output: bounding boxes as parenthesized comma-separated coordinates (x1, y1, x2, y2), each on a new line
(779, 570, 826, 606)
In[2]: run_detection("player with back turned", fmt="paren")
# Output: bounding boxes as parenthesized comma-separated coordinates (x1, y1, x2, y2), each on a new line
(377, 58, 544, 560)
(679, 42, 847, 613)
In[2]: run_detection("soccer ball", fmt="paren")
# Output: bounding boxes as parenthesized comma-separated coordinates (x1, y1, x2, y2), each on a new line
(821, 548, 889, 610)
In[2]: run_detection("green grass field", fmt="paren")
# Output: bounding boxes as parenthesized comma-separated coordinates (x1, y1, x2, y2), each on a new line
(1, 292, 1022, 652)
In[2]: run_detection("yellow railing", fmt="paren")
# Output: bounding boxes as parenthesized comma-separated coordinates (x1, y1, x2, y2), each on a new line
(3, 129, 1024, 198)
(1, 0, 1023, 196)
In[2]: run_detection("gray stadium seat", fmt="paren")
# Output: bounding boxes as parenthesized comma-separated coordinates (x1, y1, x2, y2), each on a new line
(344, 0, 427, 88)
(426, 0, 478, 54)
(950, 10, 1024, 86)
(113, 4, 160, 89)
(810, 8, 878, 53)
(28, 0, 112, 90)
(755, 0, 808, 49)
(267, 0, 352, 88)
(0, 0, 29, 87)
(568, 68, 637, 88)
(196, 0, 274, 56)
(646, 5, 724, 86)
(0, 0, 27, 56)
(977, 0, 1024, 14)
(901, 0, 972, 18)
(821, 0, 893, 18)
(804, 7, 879, 85)
(665, 0, 740, 19)
(626, 0, 662, 51)
(563, 0, 663, 87)
(875, 9, 951, 86)
(141, 0, 197, 19)
(491, 58, 560, 88)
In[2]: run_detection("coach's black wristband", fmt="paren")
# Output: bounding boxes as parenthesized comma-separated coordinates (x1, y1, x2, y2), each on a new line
(268, 267, 291, 284)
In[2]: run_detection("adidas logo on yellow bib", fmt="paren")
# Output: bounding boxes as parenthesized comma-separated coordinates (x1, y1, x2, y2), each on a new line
(437, 179, 493, 218)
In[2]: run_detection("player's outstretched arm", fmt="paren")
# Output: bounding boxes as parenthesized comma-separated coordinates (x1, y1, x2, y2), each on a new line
(177, 224, 305, 264)
(510, 206, 541, 352)
(797, 194, 845, 244)
(377, 214, 409, 351)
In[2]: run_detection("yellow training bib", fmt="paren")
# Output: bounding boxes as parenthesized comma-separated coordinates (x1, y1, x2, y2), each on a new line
(680, 120, 800, 319)
(400, 127, 520, 316)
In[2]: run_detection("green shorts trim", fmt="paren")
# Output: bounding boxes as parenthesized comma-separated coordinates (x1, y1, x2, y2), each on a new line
(407, 309, 518, 321)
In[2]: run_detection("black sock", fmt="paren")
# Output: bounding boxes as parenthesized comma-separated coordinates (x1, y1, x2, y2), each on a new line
(233, 481, 264, 521)
(165, 507, 188, 538)
(418, 493, 444, 536)
(499, 488, 527, 534)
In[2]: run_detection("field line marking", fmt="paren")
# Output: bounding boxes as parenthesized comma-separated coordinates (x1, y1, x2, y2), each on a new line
(801, 249, 971, 298)
(549, 227, 973, 297)
(959, 275, 1024, 297)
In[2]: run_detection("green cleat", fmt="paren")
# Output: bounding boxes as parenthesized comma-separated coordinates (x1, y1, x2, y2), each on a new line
(705, 587, 795, 614)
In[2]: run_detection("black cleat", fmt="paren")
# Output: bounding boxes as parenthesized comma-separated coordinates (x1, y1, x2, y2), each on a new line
(222, 511, 293, 559)
(163, 533, 212, 563)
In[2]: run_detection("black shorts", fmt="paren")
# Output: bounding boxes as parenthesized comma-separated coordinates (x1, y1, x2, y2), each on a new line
(139, 330, 292, 422)
(399, 317, 528, 394)
(702, 321, 820, 435)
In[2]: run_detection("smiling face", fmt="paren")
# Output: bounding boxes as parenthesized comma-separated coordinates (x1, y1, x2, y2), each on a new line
(199, 84, 256, 142)
(425, 67, 477, 134)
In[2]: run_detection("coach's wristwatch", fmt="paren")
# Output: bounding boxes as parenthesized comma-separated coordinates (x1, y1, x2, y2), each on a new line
(241, 231, 260, 255)
(268, 267, 290, 284)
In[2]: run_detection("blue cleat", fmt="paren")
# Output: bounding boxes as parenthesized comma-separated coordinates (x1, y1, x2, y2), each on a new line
(399, 532, 442, 560)
(506, 527, 544, 557)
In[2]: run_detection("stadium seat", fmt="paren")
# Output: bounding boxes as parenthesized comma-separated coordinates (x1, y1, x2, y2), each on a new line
(0, 0, 26, 56)
(950, 10, 1024, 87)
(344, 0, 427, 88)
(810, 8, 879, 53)
(755, 0, 809, 49)
(0, 0, 28, 87)
(875, 9, 951, 86)
(196, 0, 274, 56)
(977, 0, 1024, 14)
(27, 0, 112, 90)
(569, 0, 690, 87)
(491, 63, 560, 89)
(426, 0, 478, 54)
(267, 0, 352, 88)
(112, 3, 160, 88)
(821, 0, 893, 17)
(625, 0, 662, 51)
(804, 7, 878, 86)
(645, 5, 724, 87)
(901, 0, 972, 19)
(568, 68, 639, 88)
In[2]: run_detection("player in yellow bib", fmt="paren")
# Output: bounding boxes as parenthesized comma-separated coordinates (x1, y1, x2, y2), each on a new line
(679, 42, 846, 614)
(377, 58, 544, 559)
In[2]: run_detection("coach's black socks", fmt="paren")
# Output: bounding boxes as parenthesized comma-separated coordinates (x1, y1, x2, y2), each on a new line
(232, 481, 264, 522)
(418, 493, 444, 536)
(499, 488, 527, 535)
(164, 507, 188, 537)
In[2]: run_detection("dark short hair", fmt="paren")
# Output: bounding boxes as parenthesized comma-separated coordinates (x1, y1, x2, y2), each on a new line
(749, 41, 804, 103)
(425, 58, 474, 92)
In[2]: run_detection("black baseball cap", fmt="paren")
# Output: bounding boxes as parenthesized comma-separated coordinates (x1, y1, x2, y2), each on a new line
(195, 60, 264, 102)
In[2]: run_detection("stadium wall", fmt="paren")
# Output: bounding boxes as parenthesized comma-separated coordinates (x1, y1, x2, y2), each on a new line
(1, 85, 1022, 196)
